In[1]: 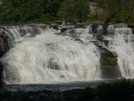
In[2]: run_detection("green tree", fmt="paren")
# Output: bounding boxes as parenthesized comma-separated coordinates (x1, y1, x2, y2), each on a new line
(58, 0, 90, 24)
(0, 0, 62, 24)
(94, 0, 134, 22)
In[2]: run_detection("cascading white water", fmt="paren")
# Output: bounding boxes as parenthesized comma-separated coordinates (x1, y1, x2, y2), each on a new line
(106, 25, 134, 78)
(1, 23, 134, 84)
(0, 25, 41, 48)
(0, 26, 101, 84)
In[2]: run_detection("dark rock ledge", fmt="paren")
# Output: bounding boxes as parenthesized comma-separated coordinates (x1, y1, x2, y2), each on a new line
(0, 31, 9, 86)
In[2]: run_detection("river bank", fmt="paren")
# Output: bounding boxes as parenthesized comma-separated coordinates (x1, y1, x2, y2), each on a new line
(0, 78, 134, 101)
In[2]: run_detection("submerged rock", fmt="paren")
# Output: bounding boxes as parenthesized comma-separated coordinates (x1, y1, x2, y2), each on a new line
(96, 34, 104, 41)
(48, 58, 60, 70)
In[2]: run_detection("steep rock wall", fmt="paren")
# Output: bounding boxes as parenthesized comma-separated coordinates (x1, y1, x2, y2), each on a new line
(0, 32, 9, 85)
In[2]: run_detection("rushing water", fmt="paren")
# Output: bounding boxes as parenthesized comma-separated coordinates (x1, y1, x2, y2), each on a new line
(0, 23, 134, 87)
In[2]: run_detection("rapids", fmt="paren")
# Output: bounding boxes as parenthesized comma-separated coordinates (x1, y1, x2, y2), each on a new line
(0, 23, 134, 84)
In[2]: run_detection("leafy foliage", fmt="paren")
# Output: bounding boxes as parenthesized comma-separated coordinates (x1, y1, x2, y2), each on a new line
(106, 57, 117, 65)
(58, 0, 90, 23)
(0, 0, 61, 24)
(0, 0, 133, 24)
(93, 0, 134, 22)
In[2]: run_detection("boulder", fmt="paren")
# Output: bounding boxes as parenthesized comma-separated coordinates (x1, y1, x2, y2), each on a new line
(96, 34, 104, 41)
(100, 49, 121, 79)
(75, 23, 90, 28)
(91, 24, 98, 33)
(74, 38, 83, 43)
(61, 28, 67, 32)
(48, 58, 60, 70)
(128, 22, 134, 34)
(50, 23, 58, 30)
(91, 23, 109, 35)
(0, 33, 9, 57)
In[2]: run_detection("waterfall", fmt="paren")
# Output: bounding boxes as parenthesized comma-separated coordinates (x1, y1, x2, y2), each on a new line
(0, 25, 42, 48)
(0, 23, 134, 84)
(106, 24, 134, 78)
(0, 26, 101, 84)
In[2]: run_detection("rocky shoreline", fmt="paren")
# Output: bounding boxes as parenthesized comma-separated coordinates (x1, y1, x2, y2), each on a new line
(0, 79, 134, 101)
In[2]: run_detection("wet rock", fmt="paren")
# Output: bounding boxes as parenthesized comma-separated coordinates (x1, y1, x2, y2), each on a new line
(60, 28, 67, 32)
(75, 23, 89, 28)
(0, 32, 9, 86)
(113, 23, 128, 28)
(101, 51, 118, 59)
(0, 33, 9, 57)
(100, 50, 121, 79)
(51, 23, 58, 30)
(91, 24, 98, 33)
(96, 34, 104, 41)
(102, 23, 109, 35)
(48, 58, 60, 70)
(0, 63, 3, 83)
(91, 23, 109, 36)
(128, 22, 134, 34)
(74, 38, 83, 43)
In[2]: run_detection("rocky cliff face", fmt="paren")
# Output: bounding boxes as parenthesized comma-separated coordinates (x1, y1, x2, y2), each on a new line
(0, 32, 9, 85)
(0, 33, 9, 57)
(100, 49, 121, 79)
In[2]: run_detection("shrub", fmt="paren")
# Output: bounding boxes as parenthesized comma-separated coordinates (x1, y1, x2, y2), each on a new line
(115, 11, 133, 22)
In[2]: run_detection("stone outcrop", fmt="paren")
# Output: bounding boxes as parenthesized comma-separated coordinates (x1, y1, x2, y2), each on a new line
(25, 24, 50, 28)
(100, 49, 121, 79)
(0, 32, 9, 86)
(128, 23, 134, 34)
(0, 33, 9, 57)
(0, 63, 6, 86)
(50, 23, 58, 30)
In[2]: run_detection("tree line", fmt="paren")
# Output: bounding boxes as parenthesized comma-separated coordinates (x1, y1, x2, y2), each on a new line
(0, 0, 62, 24)
(95, 0, 134, 22)
(0, 0, 133, 24)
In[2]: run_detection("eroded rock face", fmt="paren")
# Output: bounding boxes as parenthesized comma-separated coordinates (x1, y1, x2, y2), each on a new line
(0, 63, 6, 86)
(0, 33, 9, 57)
(100, 49, 121, 79)
(0, 32, 9, 85)
(128, 23, 134, 34)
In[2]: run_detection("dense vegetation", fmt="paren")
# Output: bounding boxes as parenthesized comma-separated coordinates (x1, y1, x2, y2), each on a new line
(0, 0, 62, 24)
(93, 0, 134, 22)
(0, 0, 133, 24)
